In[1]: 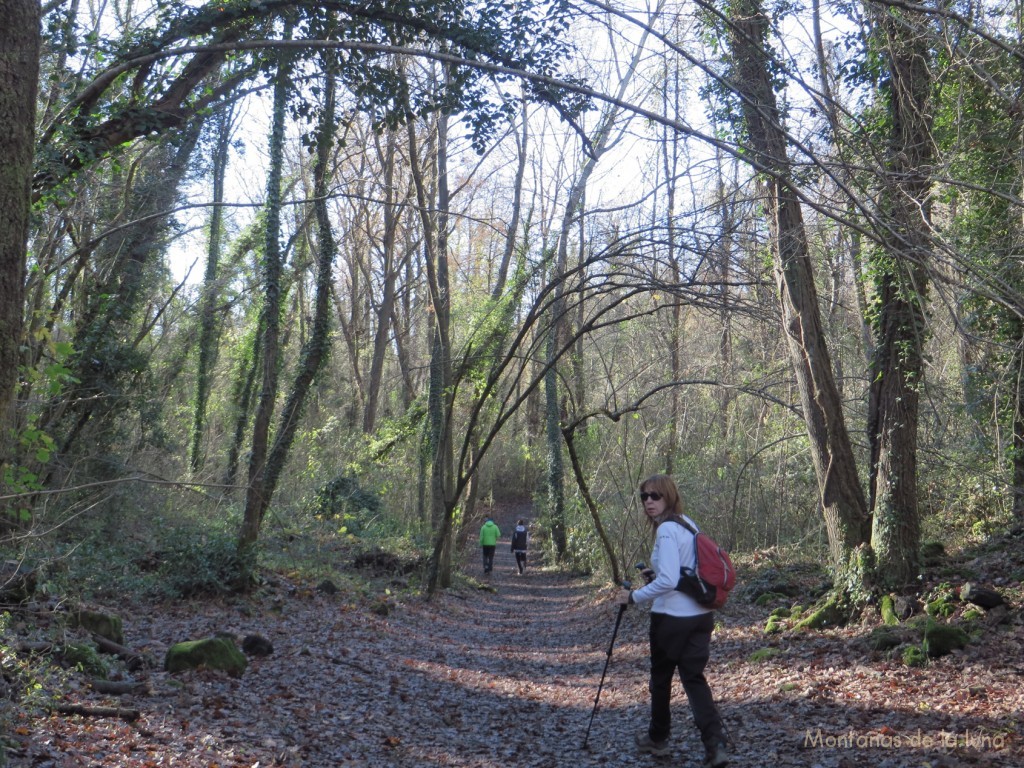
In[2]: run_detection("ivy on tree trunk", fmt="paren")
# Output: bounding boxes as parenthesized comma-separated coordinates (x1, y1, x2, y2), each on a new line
(0, 0, 39, 473)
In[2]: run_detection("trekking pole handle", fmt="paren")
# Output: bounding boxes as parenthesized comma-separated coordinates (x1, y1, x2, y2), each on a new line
(635, 562, 655, 584)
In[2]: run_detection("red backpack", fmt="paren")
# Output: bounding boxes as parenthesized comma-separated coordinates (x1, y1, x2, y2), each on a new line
(670, 517, 736, 609)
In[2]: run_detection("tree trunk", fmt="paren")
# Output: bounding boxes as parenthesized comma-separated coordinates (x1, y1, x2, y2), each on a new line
(409, 104, 456, 595)
(222, 331, 261, 490)
(0, 0, 39, 472)
(256, 72, 338, 524)
(564, 425, 622, 585)
(723, 0, 870, 575)
(363, 128, 404, 434)
(190, 106, 234, 473)
(544, 8, 660, 559)
(865, 2, 933, 587)
(238, 34, 291, 557)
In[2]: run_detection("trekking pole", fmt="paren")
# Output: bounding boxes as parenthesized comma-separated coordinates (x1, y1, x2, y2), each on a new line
(581, 579, 631, 750)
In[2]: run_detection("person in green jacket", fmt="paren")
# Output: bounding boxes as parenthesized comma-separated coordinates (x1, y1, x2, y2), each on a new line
(479, 517, 501, 574)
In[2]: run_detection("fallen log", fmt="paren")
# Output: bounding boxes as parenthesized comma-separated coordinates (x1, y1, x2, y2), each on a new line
(92, 633, 148, 670)
(89, 679, 147, 695)
(54, 703, 140, 721)
(960, 582, 1007, 610)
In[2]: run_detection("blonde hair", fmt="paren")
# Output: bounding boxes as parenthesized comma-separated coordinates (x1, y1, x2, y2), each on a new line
(639, 474, 684, 522)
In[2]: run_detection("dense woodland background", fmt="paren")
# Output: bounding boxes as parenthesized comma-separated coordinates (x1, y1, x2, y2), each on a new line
(1, 0, 1024, 760)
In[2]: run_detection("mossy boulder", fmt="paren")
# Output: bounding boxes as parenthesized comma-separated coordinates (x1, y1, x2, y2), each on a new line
(69, 608, 124, 645)
(924, 594, 957, 619)
(922, 622, 969, 658)
(165, 636, 247, 677)
(794, 599, 847, 631)
(754, 591, 790, 607)
(962, 608, 984, 622)
(879, 594, 900, 626)
(63, 643, 110, 678)
(864, 626, 906, 652)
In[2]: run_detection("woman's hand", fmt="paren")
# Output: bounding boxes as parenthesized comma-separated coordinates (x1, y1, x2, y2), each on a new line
(614, 588, 632, 606)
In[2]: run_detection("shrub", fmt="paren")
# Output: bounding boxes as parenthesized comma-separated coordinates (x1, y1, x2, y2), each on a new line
(307, 474, 382, 536)
(156, 529, 252, 598)
(903, 646, 927, 667)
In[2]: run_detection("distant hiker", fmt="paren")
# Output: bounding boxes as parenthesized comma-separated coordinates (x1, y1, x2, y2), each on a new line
(614, 474, 728, 767)
(479, 517, 501, 574)
(510, 519, 529, 575)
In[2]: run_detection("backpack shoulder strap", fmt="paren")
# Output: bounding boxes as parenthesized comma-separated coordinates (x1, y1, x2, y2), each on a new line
(661, 515, 700, 570)
(662, 514, 697, 535)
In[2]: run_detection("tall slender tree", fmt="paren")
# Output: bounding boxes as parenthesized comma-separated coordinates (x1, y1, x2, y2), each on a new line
(863, 0, 935, 587)
(0, 0, 40, 473)
(545, 2, 662, 560)
(238, 27, 292, 557)
(190, 105, 235, 474)
(717, 0, 871, 583)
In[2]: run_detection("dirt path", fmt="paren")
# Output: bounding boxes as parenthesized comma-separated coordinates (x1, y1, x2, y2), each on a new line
(14, 511, 653, 768)
(16, 511, 1024, 767)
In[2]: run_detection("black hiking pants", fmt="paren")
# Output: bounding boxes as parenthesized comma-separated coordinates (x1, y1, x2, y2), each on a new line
(647, 611, 724, 751)
(482, 545, 496, 573)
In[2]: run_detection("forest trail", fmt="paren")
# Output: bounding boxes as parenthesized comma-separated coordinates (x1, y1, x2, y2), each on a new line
(15, 505, 1024, 767)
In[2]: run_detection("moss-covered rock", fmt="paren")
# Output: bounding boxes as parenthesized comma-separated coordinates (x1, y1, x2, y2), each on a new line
(922, 621, 969, 658)
(755, 591, 790, 607)
(962, 608, 984, 622)
(63, 643, 109, 678)
(69, 609, 124, 645)
(864, 626, 905, 652)
(165, 636, 247, 677)
(879, 594, 900, 626)
(764, 616, 785, 635)
(924, 594, 957, 618)
(794, 598, 848, 631)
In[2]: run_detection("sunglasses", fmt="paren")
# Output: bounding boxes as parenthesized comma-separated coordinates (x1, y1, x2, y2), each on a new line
(639, 492, 663, 502)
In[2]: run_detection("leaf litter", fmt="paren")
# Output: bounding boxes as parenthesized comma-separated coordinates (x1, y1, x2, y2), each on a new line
(9, 519, 1023, 767)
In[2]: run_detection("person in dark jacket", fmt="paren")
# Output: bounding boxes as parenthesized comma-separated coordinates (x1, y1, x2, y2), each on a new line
(479, 517, 501, 574)
(510, 519, 529, 575)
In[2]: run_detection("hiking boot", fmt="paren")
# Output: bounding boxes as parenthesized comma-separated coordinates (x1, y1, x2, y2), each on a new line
(703, 742, 728, 768)
(635, 732, 670, 757)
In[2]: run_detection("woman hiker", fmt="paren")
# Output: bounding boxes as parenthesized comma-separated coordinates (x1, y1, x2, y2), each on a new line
(614, 474, 729, 768)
